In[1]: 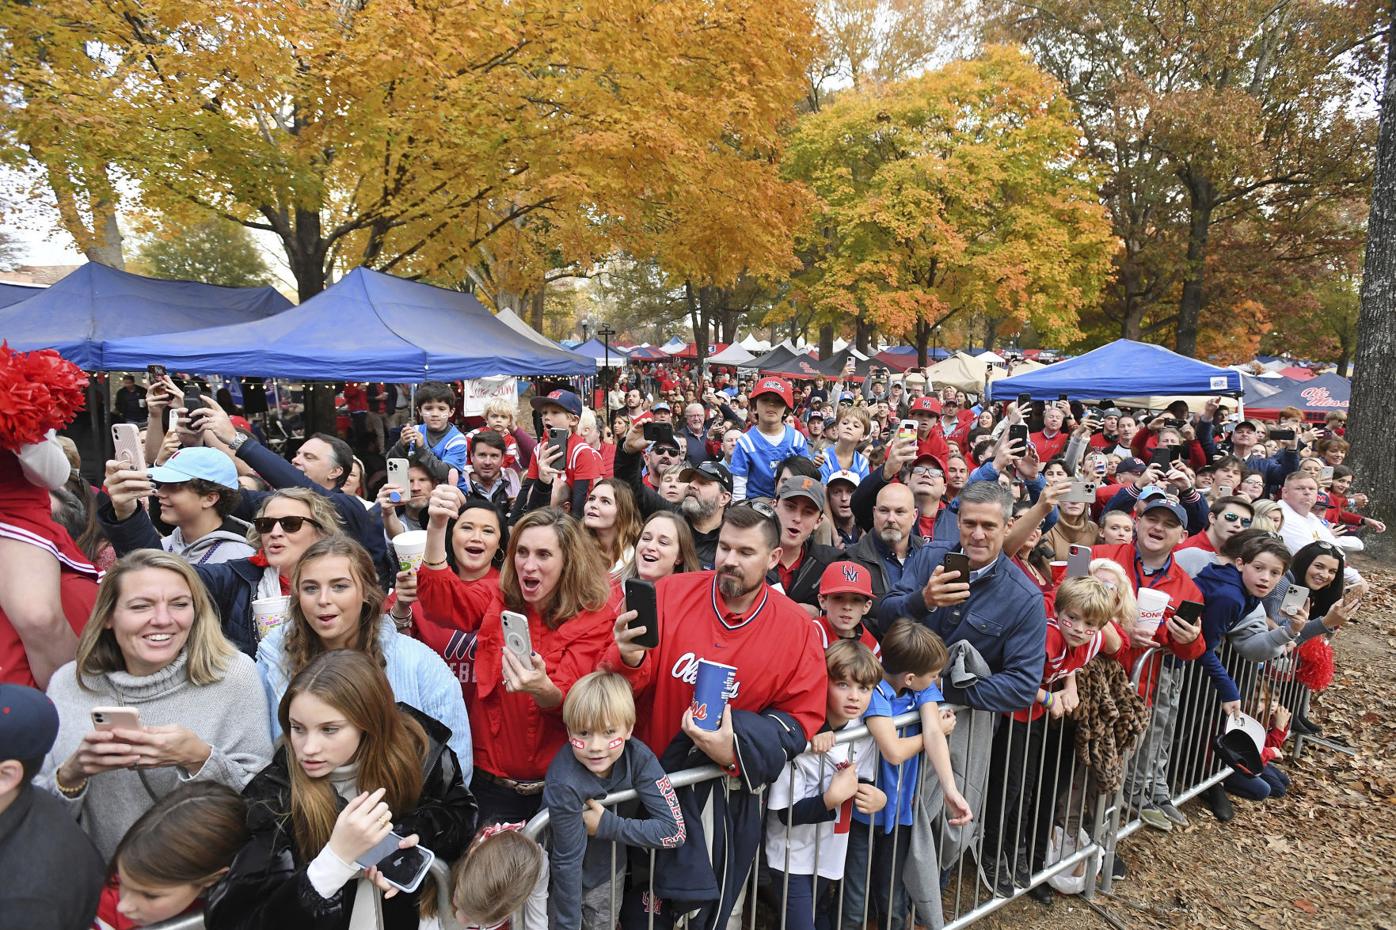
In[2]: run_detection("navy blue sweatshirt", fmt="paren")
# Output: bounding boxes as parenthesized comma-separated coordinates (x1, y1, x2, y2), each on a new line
(1193, 562, 1261, 704)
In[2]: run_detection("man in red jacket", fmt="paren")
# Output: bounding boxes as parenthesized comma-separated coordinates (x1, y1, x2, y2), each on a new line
(607, 505, 827, 762)
(1093, 498, 1205, 831)
(1030, 402, 1070, 461)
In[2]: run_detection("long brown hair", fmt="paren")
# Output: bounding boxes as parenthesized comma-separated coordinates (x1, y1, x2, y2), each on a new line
(278, 650, 427, 860)
(624, 511, 700, 579)
(112, 782, 248, 887)
(77, 550, 237, 691)
(282, 536, 387, 681)
(587, 478, 643, 568)
(501, 508, 611, 628)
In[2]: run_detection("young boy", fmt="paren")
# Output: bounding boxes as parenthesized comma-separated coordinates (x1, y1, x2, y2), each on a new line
(813, 561, 882, 657)
(840, 619, 969, 930)
(819, 406, 871, 483)
(387, 380, 469, 495)
(543, 671, 686, 930)
(766, 641, 888, 930)
(465, 396, 522, 471)
(730, 377, 808, 500)
(981, 576, 1115, 899)
(514, 389, 602, 517)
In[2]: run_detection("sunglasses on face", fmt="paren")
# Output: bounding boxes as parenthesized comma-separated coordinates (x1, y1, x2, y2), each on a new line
(253, 515, 322, 534)
(1220, 513, 1252, 527)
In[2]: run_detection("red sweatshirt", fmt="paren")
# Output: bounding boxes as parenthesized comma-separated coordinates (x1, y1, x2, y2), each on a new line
(414, 566, 616, 780)
(410, 567, 500, 705)
(603, 572, 827, 755)
(1030, 429, 1069, 461)
(1324, 491, 1364, 527)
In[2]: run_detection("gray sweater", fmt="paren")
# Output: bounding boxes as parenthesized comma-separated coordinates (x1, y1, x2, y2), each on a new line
(40, 649, 273, 860)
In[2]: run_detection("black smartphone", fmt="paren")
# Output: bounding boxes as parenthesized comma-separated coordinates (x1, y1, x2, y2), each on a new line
(182, 386, 205, 414)
(549, 427, 569, 462)
(146, 363, 167, 380)
(1174, 601, 1203, 624)
(1270, 428, 1295, 441)
(1017, 392, 1031, 408)
(624, 578, 659, 649)
(1149, 447, 1173, 469)
(942, 551, 971, 583)
(1057, 393, 1068, 402)
(1008, 424, 1029, 448)
(643, 421, 675, 446)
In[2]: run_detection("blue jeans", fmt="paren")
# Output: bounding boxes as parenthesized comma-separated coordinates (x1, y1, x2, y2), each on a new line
(840, 823, 912, 930)
(769, 870, 837, 930)
(1224, 764, 1290, 801)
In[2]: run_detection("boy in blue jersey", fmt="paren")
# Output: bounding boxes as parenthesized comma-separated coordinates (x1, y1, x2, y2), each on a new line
(731, 376, 808, 499)
(387, 380, 469, 495)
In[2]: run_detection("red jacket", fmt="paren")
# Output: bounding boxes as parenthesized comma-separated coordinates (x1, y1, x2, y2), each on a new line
(414, 566, 616, 780)
(410, 568, 500, 706)
(916, 430, 951, 467)
(1178, 531, 1215, 552)
(1092, 542, 1207, 668)
(603, 572, 827, 754)
(1030, 429, 1070, 461)
(1324, 491, 1364, 527)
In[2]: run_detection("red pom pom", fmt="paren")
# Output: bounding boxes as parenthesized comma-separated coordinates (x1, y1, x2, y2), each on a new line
(0, 342, 88, 450)
(1295, 636, 1335, 692)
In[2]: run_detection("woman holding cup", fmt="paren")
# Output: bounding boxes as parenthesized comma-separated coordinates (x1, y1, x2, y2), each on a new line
(255, 535, 473, 772)
(41, 550, 272, 860)
(209, 650, 477, 930)
(412, 503, 616, 824)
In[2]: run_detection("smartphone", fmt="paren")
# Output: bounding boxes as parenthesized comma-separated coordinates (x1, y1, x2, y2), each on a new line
(182, 385, 205, 415)
(91, 706, 141, 731)
(1216, 485, 1234, 498)
(501, 610, 532, 661)
(548, 427, 569, 463)
(111, 423, 146, 470)
(897, 418, 917, 442)
(1066, 544, 1092, 578)
(1057, 393, 1068, 402)
(942, 551, 971, 583)
(624, 578, 659, 649)
(642, 421, 675, 445)
(1149, 447, 1173, 470)
(1270, 428, 1295, 441)
(146, 364, 167, 380)
(354, 832, 435, 894)
(386, 457, 410, 503)
(1174, 601, 1203, 625)
(1017, 392, 1031, 408)
(1280, 584, 1309, 617)
(1008, 424, 1029, 449)
(1063, 480, 1096, 504)
(1320, 466, 1334, 483)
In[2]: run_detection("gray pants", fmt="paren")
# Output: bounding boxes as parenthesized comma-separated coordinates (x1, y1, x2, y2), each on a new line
(1123, 661, 1184, 807)
(582, 865, 627, 930)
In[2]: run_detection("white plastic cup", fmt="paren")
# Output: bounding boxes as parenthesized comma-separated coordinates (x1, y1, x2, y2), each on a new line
(393, 530, 429, 573)
(252, 596, 292, 640)
(1135, 588, 1171, 635)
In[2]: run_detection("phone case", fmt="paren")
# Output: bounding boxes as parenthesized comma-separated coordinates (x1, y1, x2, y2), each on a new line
(111, 424, 146, 470)
(624, 579, 659, 649)
(501, 611, 532, 660)
(91, 707, 140, 730)
(378, 845, 434, 893)
(1281, 586, 1309, 615)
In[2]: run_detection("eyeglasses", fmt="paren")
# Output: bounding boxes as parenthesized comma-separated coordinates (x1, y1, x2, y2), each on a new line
(1220, 513, 1253, 527)
(910, 466, 944, 478)
(253, 516, 323, 535)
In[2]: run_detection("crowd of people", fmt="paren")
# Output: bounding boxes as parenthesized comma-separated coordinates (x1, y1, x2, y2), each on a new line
(0, 343, 1378, 930)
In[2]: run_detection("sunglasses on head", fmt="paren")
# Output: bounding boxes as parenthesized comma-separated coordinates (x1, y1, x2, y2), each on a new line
(1220, 513, 1252, 527)
(254, 515, 322, 534)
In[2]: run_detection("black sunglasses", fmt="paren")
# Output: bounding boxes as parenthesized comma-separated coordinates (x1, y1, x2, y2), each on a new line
(1220, 513, 1252, 527)
(254, 516, 322, 535)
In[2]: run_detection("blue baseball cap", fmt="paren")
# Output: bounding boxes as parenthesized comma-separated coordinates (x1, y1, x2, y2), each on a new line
(529, 389, 583, 417)
(148, 447, 239, 490)
(1140, 497, 1187, 526)
(0, 684, 59, 761)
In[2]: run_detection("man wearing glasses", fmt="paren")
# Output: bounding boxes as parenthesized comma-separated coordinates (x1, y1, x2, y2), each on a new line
(1175, 496, 1255, 577)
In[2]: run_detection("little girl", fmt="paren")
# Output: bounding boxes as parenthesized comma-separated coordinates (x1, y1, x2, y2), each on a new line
(434, 823, 549, 930)
(94, 782, 248, 928)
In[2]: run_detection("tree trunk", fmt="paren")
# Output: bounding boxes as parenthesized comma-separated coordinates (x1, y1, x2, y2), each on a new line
(42, 158, 125, 269)
(1176, 177, 1215, 357)
(1349, 5, 1396, 560)
(982, 316, 1000, 352)
(914, 319, 931, 367)
(855, 317, 873, 354)
(527, 288, 546, 333)
(818, 323, 834, 359)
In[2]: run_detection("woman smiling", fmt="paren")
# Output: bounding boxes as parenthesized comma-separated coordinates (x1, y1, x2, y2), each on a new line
(255, 536, 473, 774)
(41, 550, 272, 860)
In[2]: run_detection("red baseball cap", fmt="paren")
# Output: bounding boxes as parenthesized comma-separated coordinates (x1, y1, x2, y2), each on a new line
(909, 395, 942, 415)
(820, 560, 874, 598)
(751, 377, 794, 408)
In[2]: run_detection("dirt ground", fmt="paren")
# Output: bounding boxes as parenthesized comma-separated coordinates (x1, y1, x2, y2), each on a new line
(977, 559, 1396, 930)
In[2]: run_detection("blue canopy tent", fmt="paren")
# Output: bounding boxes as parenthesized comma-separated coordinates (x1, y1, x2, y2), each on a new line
(0, 263, 292, 369)
(987, 339, 1241, 401)
(572, 337, 625, 368)
(1247, 372, 1350, 422)
(0, 281, 45, 310)
(101, 267, 594, 379)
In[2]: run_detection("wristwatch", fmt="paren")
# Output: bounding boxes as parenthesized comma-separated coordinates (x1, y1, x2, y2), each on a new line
(226, 432, 247, 451)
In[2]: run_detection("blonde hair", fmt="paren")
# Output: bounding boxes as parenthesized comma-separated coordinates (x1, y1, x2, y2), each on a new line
(483, 397, 516, 423)
(1088, 558, 1137, 633)
(77, 550, 237, 691)
(1250, 499, 1281, 533)
(245, 487, 343, 551)
(563, 670, 636, 733)
(1052, 576, 1116, 629)
(501, 508, 612, 626)
(836, 405, 871, 438)
(449, 829, 544, 926)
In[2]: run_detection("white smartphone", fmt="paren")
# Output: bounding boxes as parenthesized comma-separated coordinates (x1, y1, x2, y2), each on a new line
(1216, 485, 1234, 498)
(1320, 466, 1334, 483)
(1063, 480, 1096, 504)
(1066, 544, 1092, 578)
(1280, 584, 1309, 617)
(112, 423, 146, 471)
(501, 610, 532, 661)
(91, 706, 141, 731)
(897, 419, 917, 442)
(354, 831, 435, 894)
(386, 458, 410, 503)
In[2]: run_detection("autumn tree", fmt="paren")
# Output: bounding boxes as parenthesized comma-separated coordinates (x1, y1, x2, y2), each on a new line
(995, 0, 1384, 355)
(784, 46, 1115, 365)
(134, 217, 274, 288)
(1, 0, 818, 306)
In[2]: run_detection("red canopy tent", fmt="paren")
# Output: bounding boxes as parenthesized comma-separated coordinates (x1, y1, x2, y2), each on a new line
(1276, 366, 1315, 381)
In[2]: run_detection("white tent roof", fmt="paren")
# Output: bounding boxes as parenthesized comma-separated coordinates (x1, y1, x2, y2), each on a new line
(739, 334, 770, 351)
(494, 307, 562, 351)
(975, 350, 1006, 364)
(707, 343, 755, 366)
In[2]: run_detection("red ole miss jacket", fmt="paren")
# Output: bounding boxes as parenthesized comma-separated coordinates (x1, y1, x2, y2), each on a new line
(603, 572, 828, 755)
(415, 566, 617, 780)
(1091, 543, 1206, 663)
(410, 567, 500, 705)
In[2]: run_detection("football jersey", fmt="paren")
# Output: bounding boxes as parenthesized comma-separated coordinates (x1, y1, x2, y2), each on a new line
(819, 449, 870, 483)
(765, 726, 877, 879)
(730, 425, 808, 499)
